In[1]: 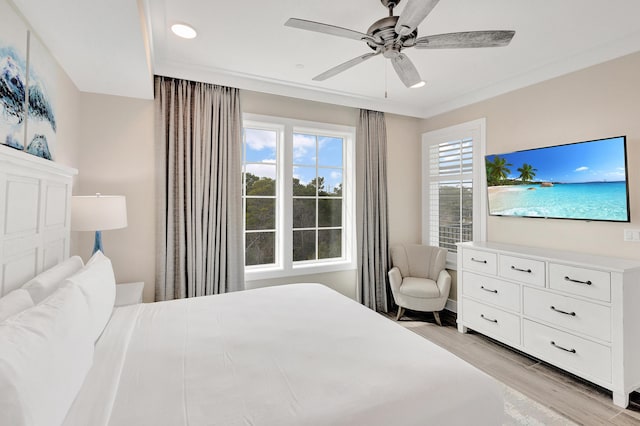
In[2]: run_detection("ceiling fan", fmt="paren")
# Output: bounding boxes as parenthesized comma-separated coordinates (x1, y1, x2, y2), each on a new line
(285, 0, 515, 88)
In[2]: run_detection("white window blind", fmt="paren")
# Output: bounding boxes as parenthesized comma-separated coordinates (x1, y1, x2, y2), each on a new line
(428, 138, 474, 252)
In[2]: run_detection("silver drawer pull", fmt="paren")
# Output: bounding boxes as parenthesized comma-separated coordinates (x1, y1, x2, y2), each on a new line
(511, 265, 532, 273)
(564, 276, 592, 286)
(480, 314, 498, 323)
(480, 286, 498, 294)
(550, 341, 577, 354)
(550, 306, 576, 316)
(471, 258, 487, 264)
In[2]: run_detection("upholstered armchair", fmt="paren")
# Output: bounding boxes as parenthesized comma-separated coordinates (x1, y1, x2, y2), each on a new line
(388, 244, 451, 325)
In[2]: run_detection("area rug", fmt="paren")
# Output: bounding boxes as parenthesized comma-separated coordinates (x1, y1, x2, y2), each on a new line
(502, 384, 578, 425)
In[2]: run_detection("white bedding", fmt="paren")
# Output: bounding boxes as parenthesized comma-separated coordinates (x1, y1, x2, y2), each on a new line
(64, 284, 503, 426)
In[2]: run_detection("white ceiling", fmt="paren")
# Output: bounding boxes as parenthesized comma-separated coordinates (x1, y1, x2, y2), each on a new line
(12, 0, 640, 118)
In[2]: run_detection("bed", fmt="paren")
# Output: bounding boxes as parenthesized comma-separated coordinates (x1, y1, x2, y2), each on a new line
(0, 147, 503, 425)
(60, 283, 503, 426)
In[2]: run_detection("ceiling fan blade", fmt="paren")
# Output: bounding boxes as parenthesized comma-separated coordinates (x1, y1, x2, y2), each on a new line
(391, 53, 423, 88)
(313, 52, 380, 81)
(395, 0, 440, 36)
(285, 18, 369, 42)
(414, 30, 516, 49)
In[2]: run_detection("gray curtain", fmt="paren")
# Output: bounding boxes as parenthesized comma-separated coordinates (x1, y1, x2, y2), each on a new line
(154, 76, 244, 300)
(356, 109, 390, 312)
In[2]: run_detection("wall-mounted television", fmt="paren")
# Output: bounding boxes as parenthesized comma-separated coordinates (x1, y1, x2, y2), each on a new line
(485, 136, 630, 222)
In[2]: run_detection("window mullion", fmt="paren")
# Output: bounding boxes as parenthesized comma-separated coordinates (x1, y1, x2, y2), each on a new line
(458, 142, 463, 248)
(282, 124, 293, 271)
(315, 135, 319, 260)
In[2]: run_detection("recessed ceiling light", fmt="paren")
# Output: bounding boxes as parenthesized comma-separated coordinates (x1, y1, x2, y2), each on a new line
(411, 81, 426, 89)
(171, 23, 197, 39)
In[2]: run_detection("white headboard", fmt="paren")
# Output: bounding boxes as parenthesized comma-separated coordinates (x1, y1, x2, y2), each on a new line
(0, 146, 77, 296)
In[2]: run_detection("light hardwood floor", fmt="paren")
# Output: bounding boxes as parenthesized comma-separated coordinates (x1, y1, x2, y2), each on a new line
(394, 310, 640, 425)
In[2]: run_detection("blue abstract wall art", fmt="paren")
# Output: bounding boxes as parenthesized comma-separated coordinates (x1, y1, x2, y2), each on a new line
(0, 46, 26, 150)
(26, 33, 56, 160)
(0, 0, 28, 152)
(0, 0, 57, 161)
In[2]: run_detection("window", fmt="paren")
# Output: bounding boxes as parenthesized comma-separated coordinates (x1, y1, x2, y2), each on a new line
(243, 126, 279, 266)
(422, 119, 486, 266)
(242, 114, 355, 279)
(292, 132, 344, 262)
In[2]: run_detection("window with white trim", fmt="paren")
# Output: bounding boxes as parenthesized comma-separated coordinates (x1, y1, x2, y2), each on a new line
(243, 125, 279, 267)
(422, 119, 487, 266)
(242, 114, 356, 279)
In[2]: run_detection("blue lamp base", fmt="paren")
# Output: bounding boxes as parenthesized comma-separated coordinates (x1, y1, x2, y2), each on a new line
(92, 230, 104, 254)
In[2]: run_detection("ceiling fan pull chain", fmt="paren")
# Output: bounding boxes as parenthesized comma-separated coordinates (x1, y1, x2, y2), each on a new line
(385, 60, 388, 99)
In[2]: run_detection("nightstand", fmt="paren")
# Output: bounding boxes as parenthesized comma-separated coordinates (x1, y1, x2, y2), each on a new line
(114, 282, 144, 307)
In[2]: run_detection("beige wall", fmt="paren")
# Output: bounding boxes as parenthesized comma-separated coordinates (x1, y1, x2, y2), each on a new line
(51, 63, 82, 255)
(385, 113, 422, 246)
(421, 51, 640, 301)
(241, 90, 422, 298)
(53, 67, 81, 172)
(74, 93, 156, 302)
(241, 90, 358, 126)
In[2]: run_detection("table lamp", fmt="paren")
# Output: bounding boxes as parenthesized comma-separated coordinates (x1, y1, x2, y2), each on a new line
(71, 194, 127, 254)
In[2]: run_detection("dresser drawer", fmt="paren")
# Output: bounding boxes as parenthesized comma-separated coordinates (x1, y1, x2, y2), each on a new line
(462, 249, 497, 275)
(498, 254, 545, 287)
(523, 287, 611, 341)
(462, 298, 520, 346)
(523, 319, 611, 383)
(549, 263, 611, 302)
(462, 271, 520, 312)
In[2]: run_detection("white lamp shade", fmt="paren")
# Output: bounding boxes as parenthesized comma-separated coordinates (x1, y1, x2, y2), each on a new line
(71, 195, 128, 231)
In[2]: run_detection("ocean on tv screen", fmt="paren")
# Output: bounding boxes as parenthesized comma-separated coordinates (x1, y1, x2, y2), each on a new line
(487, 181, 628, 221)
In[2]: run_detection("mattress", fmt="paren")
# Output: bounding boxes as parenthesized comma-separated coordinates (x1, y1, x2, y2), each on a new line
(63, 283, 503, 425)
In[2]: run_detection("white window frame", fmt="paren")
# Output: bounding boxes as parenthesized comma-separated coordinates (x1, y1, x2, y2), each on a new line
(421, 118, 487, 268)
(242, 120, 283, 269)
(243, 113, 356, 281)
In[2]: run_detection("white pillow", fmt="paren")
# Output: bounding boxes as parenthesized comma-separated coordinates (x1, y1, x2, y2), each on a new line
(0, 284, 94, 426)
(63, 251, 116, 341)
(0, 289, 34, 322)
(22, 256, 84, 304)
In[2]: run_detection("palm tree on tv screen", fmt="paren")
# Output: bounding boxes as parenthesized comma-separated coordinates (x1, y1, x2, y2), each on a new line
(517, 163, 537, 183)
(486, 156, 512, 186)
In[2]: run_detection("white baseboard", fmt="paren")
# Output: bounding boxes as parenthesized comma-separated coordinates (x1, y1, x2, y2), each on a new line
(445, 298, 457, 313)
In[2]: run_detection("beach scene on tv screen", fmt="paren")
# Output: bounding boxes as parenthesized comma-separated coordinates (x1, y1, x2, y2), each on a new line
(486, 137, 628, 221)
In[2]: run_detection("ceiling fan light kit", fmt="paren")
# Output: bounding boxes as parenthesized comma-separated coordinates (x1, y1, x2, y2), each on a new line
(285, 0, 515, 89)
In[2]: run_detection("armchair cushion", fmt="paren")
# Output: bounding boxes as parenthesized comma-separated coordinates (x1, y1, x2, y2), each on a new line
(399, 278, 440, 299)
(390, 244, 446, 281)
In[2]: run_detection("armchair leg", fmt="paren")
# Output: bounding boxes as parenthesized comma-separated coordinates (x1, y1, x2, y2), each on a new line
(433, 311, 442, 326)
(396, 306, 405, 321)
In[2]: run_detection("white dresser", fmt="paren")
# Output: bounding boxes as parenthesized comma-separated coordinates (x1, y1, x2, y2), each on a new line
(457, 241, 640, 408)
